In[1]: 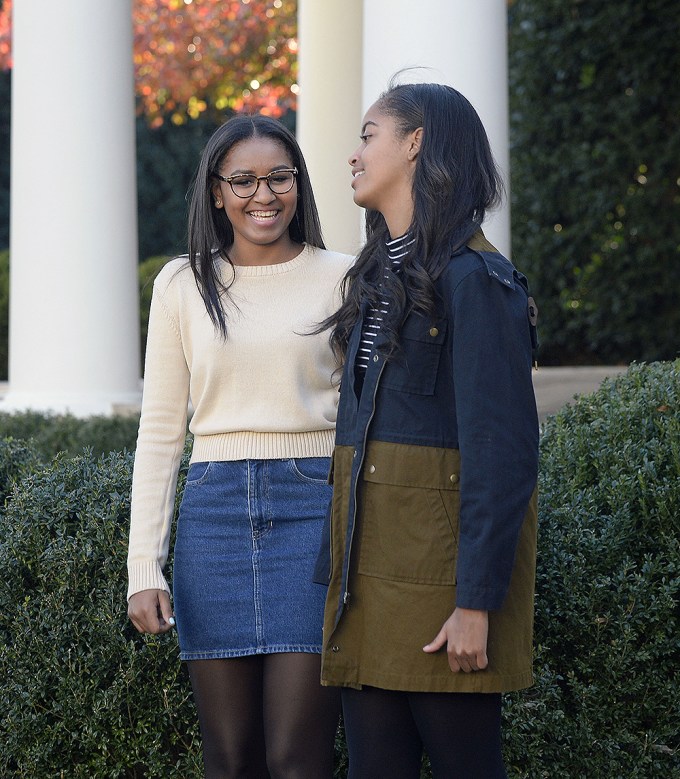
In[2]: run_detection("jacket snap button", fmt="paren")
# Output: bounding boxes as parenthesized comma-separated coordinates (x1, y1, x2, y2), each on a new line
(373, 354, 379, 362)
(331, 645, 340, 653)
(449, 473, 459, 483)
(429, 327, 439, 337)
(368, 464, 376, 474)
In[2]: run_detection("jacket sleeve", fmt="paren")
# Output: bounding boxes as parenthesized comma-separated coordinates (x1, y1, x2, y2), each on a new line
(449, 263, 539, 610)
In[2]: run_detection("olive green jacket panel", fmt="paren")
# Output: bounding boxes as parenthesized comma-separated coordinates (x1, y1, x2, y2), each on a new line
(321, 441, 537, 693)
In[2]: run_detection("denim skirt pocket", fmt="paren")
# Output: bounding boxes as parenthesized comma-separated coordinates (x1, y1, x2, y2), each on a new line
(184, 461, 213, 486)
(289, 456, 332, 485)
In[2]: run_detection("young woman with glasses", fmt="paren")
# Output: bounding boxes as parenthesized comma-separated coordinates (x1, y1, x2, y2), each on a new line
(127, 114, 352, 777)
(316, 82, 539, 778)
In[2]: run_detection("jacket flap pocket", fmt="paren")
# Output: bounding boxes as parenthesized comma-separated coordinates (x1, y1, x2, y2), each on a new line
(361, 441, 460, 491)
(400, 314, 447, 344)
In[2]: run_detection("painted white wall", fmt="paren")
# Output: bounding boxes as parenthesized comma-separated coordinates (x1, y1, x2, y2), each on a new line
(4, 0, 141, 415)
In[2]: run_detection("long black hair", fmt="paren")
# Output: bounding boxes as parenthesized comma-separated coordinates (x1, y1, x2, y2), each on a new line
(186, 114, 325, 338)
(325, 81, 503, 361)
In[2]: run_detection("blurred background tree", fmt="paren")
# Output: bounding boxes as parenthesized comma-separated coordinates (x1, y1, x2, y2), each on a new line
(0, 0, 296, 124)
(132, 0, 296, 127)
(508, 0, 680, 365)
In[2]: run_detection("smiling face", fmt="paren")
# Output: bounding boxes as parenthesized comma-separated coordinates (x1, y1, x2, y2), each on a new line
(348, 102, 422, 237)
(212, 135, 299, 265)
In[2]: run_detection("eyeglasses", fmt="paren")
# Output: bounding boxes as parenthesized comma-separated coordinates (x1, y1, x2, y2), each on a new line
(213, 167, 298, 198)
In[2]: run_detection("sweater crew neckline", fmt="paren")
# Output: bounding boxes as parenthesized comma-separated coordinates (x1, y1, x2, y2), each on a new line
(225, 244, 311, 277)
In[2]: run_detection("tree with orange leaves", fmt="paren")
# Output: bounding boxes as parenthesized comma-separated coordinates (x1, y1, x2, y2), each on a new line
(0, 0, 298, 125)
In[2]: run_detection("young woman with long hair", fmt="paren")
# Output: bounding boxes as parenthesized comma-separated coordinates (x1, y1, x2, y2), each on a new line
(317, 82, 539, 778)
(127, 114, 352, 778)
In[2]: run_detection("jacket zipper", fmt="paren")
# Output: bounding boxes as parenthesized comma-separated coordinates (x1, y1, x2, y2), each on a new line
(342, 358, 386, 607)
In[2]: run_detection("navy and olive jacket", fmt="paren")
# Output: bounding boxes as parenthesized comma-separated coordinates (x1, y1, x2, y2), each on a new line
(319, 234, 539, 620)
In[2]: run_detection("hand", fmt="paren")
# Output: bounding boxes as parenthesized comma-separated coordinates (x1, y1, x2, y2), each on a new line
(422, 607, 489, 673)
(128, 589, 175, 635)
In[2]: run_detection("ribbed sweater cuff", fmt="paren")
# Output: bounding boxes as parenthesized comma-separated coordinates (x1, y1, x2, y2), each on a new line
(190, 429, 335, 462)
(127, 561, 171, 601)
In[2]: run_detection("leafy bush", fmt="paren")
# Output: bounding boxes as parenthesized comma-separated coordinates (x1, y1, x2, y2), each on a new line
(0, 436, 42, 506)
(0, 448, 202, 778)
(509, 0, 680, 364)
(502, 360, 680, 776)
(0, 410, 140, 459)
(0, 248, 8, 379)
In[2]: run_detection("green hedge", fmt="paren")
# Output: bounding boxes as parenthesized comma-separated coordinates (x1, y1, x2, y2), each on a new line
(0, 362, 678, 776)
(0, 448, 201, 778)
(0, 410, 140, 460)
(0, 248, 7, 379)
(0, 436, 42, 506)
(502, 360, 679, 776)
(508, 0, 680, 364)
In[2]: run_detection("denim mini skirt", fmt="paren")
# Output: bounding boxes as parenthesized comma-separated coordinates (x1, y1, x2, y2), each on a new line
(173, 457, 332, 661)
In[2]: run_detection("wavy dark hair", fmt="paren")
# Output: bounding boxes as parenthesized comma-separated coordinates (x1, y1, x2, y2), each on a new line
(186, 114, 325, 338)
(325, 81, 503, 360)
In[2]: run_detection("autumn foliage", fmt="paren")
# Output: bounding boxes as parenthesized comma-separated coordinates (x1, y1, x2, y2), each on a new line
(0, 1, 9, 69)
(0, 0, 298, 125)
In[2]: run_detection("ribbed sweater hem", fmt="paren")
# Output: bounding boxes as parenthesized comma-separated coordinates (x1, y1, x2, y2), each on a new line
(190, 429, 336, 462)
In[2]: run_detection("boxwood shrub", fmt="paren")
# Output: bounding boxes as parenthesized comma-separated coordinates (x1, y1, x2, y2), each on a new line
(0, 410, 140, 460)
(0, 436, 43, 506)
(0, 361, 677, 777)
(0, 447, 202, 778)
(502, 360, 679, 777)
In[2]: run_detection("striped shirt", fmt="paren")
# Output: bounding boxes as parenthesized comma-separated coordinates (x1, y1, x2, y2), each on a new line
(355, 233, 415, 378)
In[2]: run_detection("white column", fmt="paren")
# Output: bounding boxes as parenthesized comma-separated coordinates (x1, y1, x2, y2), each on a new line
(297, 0, 364, 255)
(362, 0, 511, 256)
(3, 0, 141, 416)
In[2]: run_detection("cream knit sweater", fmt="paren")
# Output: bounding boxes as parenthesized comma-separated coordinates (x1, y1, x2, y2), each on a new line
(127, 244, 353, 599)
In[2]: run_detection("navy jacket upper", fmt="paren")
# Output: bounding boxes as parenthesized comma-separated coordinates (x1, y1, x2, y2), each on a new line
(329, 241, 540, 612)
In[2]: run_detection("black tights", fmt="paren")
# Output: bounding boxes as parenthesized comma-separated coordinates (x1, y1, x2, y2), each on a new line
(341, 686, 507, 779)
(187, 653, 340, 779)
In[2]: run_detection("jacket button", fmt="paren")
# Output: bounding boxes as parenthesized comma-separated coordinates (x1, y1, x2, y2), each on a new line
(429, 327, 439, 337)
(331, 645, 340, 653)
(373, 354, 379, 362)
(368, 464, 376, 473)
(449, 473, 459, 484)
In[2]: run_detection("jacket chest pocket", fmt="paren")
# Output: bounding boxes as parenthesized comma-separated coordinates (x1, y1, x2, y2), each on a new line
(379, 317, 447, 396)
